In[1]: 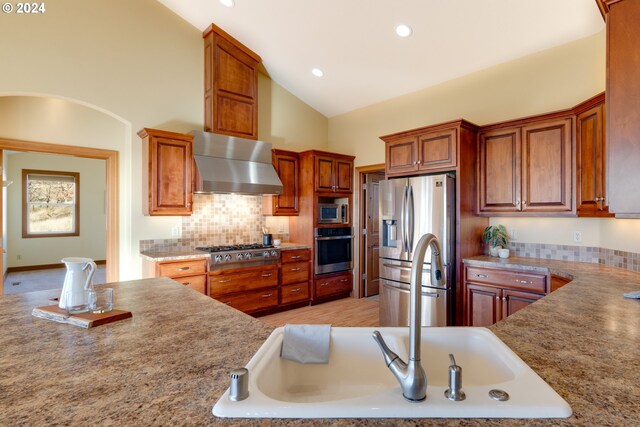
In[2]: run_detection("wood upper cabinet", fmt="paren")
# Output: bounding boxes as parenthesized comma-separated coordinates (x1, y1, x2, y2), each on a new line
(575, 93, 611, 217)
(478, 117, 574, 215)
(600, 0, 640, 215)
(313, 153, 354, 193)
(138, 128, 193, 216)
(203, 23, 261, 140)
(383, 126, 457, 177)
(263, 150, 299, 216)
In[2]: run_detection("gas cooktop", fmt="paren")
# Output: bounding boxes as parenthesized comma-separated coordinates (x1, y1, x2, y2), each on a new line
(195, 243, 274, 253)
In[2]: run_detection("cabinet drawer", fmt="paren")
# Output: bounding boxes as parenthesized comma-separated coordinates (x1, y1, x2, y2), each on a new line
(282, 249, 310, 264)
(209, 265, 278, 297)
(173, 274, 207, 295)
(282, 261, 310, 285)
(465, 266, 547, 293)
(280, 283, 310, 305)
(315, 274, 352, 299)
(158, 259, 207, 278)
(216, 288, 278, 314)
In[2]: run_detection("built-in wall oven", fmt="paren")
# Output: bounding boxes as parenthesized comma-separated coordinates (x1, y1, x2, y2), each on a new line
(314, 227, 353, 274)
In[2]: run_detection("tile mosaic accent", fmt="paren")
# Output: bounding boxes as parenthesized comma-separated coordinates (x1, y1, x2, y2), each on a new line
(504, 242, 640, 273)
(139, 194, 289, 252)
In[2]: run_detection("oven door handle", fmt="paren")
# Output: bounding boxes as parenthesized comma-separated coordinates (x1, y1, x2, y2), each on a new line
(315, 235, 354, 241)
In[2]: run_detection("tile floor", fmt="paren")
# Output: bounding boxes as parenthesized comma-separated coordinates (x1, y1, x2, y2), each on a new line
(3, 265, 107, 294)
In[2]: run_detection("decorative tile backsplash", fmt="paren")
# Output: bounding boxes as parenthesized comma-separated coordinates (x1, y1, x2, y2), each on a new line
(140, 194, 288, 252)
(504, 242, 640, 273)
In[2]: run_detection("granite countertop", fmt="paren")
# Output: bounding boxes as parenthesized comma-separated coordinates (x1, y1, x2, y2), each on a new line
(276, 242, 311, 251)
(1, 259, 639, 425)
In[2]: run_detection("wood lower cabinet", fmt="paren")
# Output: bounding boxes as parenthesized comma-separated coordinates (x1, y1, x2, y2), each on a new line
(279, 249, 310, 307)
(314, 271, 353, 302)
(203, 23, 260, 139)
(138, 128, 193, 216)
(143, 257, 208, 295)
(209, 264, 279, 315)
(263, 150, 299, 216)
(478, 117, 574, 215)
(575, 94, 612, 217)
(464, 265, 547, 326)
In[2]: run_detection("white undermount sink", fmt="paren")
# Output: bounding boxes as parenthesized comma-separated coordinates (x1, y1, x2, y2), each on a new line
(212, 327, 572, 419)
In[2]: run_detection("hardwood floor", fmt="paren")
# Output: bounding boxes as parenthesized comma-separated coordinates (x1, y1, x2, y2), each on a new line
(258, 297, 380, 327)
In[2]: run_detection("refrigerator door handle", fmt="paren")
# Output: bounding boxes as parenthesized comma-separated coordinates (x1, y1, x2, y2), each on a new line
(407, 183, 415, 252)
(401, 184, 409, 253)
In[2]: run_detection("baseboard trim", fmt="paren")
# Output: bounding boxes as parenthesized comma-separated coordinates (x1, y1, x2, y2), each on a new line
(6, 260, 106, 274)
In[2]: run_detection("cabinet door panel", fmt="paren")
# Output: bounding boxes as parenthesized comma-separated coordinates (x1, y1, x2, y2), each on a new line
(217, 288, 278, 313)
(281, 261, 310, 285)
(479, 128, 521, 213)
(280, 283, 310, 305)
(521, 119, 573, 212)
(419, 129, 457, 170)
(386, 137, 418, 176)
(173, 274, 207, 295)
(273, 152, 299, 215)
(577, 103, 610, 216)
(316, 157, 335, 191)
(209, 265, 278, 297)
(215, 95, 255, 137)
(335, 159, 353, 192)
(466, 283, 500, 327)
(502, 289, 542, 318)
(156, 139, 191, 211)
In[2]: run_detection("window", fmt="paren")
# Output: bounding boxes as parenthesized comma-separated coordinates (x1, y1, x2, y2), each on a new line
(22, 169, 80, 238)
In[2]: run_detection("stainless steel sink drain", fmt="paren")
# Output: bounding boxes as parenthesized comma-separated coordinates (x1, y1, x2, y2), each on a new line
(488, 389, 510, 401)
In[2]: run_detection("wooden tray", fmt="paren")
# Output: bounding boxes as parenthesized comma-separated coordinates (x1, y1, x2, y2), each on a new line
(32, 305, 132, 328)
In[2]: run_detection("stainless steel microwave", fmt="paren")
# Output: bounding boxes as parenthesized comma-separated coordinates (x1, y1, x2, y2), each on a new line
(318, 203, 348, 224)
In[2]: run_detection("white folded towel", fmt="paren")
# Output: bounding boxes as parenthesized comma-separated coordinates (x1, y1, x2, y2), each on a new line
(281, 324, 331, 364)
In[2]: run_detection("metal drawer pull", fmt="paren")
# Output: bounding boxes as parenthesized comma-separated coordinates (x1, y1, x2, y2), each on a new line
(340, 279, 349, 282)
(177, 267, 191, 271)
(515, 280, 532, 284)
(182, 282, 191, 286)
(218, 279, 232, 283)
(224, 301, 232, 305)
(475, 274, 488, 278)
(262, 293, 273, 298)
(319, 282, 329, 286)
(291, 288, 301, 293)
(261, 273, 273, 277)
(291, 256, 301, 259)
(290, 268, 301, 272)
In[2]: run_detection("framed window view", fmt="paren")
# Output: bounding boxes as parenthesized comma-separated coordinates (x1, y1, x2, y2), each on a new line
(22, 169, 80, 238)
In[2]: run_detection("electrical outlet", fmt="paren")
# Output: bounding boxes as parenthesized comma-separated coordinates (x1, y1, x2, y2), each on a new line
(509, 229, 518, 241)
(16, 254, 21, 260)
(171, 226, 181, 237)
(573, 231, 582, 243)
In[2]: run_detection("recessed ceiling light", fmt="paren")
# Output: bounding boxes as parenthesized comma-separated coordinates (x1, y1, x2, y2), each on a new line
(219, 0, 235, 7)
(311, 68, 324, 77)
(395, 24, 412, 38)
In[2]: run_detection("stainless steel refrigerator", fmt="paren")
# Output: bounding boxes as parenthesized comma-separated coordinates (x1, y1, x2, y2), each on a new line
(378, 174, 455, 326)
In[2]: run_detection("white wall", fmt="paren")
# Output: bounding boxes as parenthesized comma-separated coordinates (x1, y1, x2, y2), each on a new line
(5, 152, 106, 267)
(2, 152, 8, 275)
(0, 0, 328, 280)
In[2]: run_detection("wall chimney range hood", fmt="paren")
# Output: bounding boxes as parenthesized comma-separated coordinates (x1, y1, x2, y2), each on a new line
(190, 131, 283, 195)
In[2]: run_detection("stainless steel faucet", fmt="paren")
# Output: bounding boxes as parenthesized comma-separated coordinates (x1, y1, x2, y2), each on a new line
(372, 233, 444, 402)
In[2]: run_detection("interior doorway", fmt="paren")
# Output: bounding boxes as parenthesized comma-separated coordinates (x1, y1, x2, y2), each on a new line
(357, 165, 385, 298)
(0, 138, 118, 294)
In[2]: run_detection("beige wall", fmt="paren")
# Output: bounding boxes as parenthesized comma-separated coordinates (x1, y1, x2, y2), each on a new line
(5, 152, 106, 267)
(0, 0, 328, 279)
(329, 30, 640, 253)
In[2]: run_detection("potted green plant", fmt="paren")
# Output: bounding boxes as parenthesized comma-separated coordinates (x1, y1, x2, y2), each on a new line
(483, 224, 509, 256)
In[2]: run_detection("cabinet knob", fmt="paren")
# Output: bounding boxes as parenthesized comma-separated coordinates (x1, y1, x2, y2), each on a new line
(516, 200, 521, 208)
(522, 200, 527, 207)
(495, 296, 500, 300)
(502, 297, 507, 301)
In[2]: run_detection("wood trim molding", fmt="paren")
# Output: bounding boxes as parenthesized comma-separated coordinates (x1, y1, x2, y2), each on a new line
(572, 92, 606, 115)
(6, 260, 106, 274)
(595, 0, 625, 18)
(478, 108, 575, 133)
(202, 23, 262, 63)
(0, 138, 119, 283)
(380, 119, 479, 142)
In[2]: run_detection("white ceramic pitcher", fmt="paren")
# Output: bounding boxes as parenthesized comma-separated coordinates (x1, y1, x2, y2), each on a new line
(58, 257, 97, 311)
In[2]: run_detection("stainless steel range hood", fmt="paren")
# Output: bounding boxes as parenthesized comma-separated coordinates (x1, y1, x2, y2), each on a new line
(190, 131, 283, 195)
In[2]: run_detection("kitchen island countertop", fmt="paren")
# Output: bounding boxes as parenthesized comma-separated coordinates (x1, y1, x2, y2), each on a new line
(1, 258, 639, 426)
